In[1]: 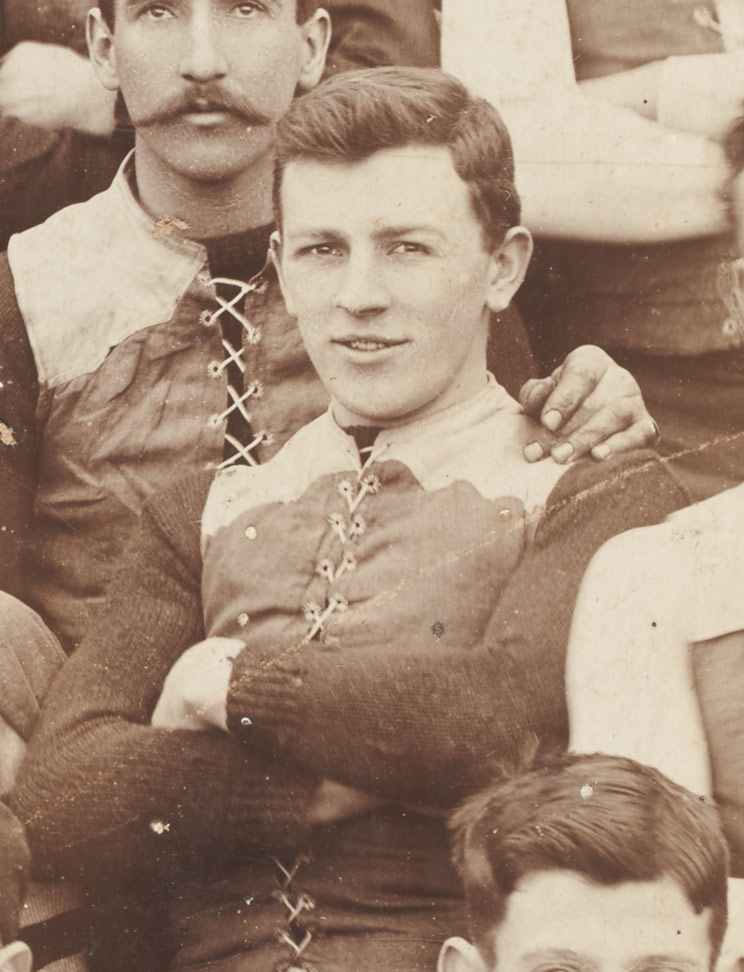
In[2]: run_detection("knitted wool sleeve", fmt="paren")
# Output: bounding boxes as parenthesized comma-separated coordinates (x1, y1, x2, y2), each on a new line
(226, 451, 688, 808)
(11, 471, 317, 886)
(0, 252, 38, 599)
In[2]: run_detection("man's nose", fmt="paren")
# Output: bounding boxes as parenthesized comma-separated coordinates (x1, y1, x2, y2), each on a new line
(179, 13, 229, 83)
(334, 254, 390, 317)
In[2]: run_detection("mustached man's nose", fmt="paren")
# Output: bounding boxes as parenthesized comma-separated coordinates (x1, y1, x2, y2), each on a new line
(179, 15, 229, 83)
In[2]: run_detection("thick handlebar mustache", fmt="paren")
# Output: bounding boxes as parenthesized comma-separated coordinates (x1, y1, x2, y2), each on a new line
(137, 88, 273, 128)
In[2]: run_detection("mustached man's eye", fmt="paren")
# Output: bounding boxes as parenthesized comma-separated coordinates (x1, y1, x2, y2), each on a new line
(141, 3, 174, 20)
(234, 2, 264, 15)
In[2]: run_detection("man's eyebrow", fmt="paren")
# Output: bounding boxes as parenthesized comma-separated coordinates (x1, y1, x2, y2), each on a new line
(633, 958, 704, 972)
(284, 228, 343, 241)
(374, 224, 447, 241)
(519, 949, 595, 972)
(123, 0, 286, 10)
(122, 0, 169, 11)
(241, 0, 286, 12)
(251, 0, 284, 11)
(283, 225, 448, 243)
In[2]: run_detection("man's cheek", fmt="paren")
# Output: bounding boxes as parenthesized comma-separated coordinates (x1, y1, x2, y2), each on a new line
(298, 317, 329, 352)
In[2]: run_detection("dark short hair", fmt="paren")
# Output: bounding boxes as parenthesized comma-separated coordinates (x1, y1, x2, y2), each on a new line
(451, 753, 729, 968)
(98, 0, 318, 29)
(0, 802, 29, 944)
(273, 67, 521, 249)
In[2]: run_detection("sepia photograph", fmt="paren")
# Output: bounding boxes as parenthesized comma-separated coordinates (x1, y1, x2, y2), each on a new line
(0, 1, 743, 970)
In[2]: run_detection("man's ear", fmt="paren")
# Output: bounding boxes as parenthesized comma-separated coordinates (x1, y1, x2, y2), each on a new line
(296, 8, 331, 93)
(0, 941, 33, 972)
(87, 8, 120, 92)
(270, 231, 297, 317)
(437, 936, 490, 972)
(485, 226, 533, 314)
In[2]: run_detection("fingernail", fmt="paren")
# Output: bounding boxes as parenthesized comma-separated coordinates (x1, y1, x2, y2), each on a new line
(524, 442, 544, 462)
(552, 443, 574, 463)
(592, 444, 611, 460)
(543, 409, 562, 432)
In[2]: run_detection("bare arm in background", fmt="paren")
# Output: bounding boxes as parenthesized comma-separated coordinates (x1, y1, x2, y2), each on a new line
(442, 0, 732, 243)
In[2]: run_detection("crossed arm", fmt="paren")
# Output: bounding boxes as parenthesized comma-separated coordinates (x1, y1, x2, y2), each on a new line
(12, 448, 686, 897)
(177, 455, 686, 810)
(10, 473, 318, 883)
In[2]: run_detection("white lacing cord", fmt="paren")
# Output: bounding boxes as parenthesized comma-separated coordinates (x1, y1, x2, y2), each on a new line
(202, 273, 270, 466)
(303, 448, 387, 641)
(274, 857, 315, 970)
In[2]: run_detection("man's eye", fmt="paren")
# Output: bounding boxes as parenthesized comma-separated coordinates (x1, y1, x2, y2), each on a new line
(536, 966, 581, 972)
(142, 4, 174, 20)
(299, 244, 340, 258)
(234, 2, 263, 15)
(390, 242, 427, 255)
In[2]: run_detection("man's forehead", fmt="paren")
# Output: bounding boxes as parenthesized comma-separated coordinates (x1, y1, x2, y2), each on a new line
(491, 871, 712, 972)
(283, 143, 457, 179)
(280, 145, 472, 228)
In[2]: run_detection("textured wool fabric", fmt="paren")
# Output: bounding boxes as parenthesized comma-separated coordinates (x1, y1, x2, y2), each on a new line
(13, 468, 318, 885)
(13, 442, 686, 969)
(201, 382, 566, 655)
(0, 593, 64, 742)
(226, 450, 689, 807)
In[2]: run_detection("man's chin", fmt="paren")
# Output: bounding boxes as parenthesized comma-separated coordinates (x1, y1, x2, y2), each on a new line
(143, 135, 273, 186)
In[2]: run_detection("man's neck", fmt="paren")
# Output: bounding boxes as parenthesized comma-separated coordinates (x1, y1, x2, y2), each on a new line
(133, 140, 274, 239)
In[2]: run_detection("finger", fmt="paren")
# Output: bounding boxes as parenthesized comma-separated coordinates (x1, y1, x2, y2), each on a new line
(523, 427, 561, 463)
(538, 350, 609, 431)
(522, 392, 594, 461)
(522, 376, 647, 463)
(549, 401, 639, 463)
(518, 376, 556, 417)
(590, 418, 661, 461)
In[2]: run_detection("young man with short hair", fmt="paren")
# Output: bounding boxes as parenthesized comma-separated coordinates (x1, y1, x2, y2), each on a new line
(440, 753, 729, 972)
(15, 67, 686, 972)
(0, 0, 660, 658)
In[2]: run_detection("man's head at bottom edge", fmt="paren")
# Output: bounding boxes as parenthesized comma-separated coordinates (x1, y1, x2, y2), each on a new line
(440, 753, 729, 972)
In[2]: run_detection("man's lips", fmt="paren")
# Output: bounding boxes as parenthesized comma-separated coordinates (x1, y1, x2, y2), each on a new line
(333, 337, 408, 352)
(181, 102, 233, 123)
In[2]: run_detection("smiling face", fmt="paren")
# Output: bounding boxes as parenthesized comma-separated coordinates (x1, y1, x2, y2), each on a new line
(486, 871, 713, 972)
(274, 144, 530, 428)
(88, 0, 328, 185)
